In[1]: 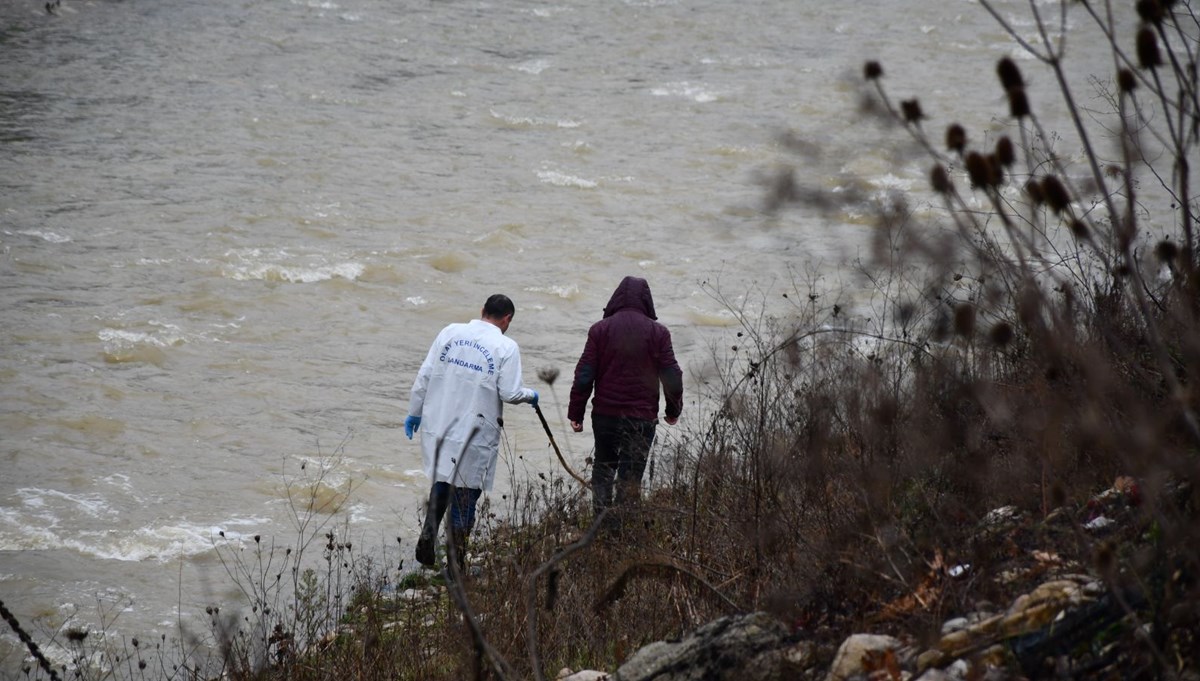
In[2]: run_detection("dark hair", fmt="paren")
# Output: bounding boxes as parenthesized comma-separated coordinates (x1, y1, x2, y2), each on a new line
(482, 293, 515, 320)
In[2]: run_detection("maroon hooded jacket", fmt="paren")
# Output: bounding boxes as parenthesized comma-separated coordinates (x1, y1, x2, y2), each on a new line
(568, 277, 684, 423)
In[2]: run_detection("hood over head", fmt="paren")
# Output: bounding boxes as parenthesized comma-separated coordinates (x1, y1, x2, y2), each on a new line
(603, 276, 657, 320)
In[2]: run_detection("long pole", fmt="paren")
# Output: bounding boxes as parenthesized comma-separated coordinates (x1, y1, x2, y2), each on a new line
(533, 404, 588, 487)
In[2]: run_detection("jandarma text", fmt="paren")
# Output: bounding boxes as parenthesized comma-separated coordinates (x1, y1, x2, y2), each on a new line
(439, 339, 496, 376)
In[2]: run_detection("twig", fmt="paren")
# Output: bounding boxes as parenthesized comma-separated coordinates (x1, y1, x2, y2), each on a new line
(438, 428, 516, 681)
(1, 598, 62, 681)
(524, 509, 611, 681)
(594, 557, 743, 615)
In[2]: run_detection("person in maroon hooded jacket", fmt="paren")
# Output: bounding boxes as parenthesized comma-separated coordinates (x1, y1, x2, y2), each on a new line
(568, 276, 684, 529)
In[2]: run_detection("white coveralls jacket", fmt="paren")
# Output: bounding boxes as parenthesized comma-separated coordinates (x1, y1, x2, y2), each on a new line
(408, 319, 536, 491)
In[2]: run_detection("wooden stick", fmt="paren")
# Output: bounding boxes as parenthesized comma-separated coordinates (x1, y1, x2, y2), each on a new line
(533, 404, 588, 487)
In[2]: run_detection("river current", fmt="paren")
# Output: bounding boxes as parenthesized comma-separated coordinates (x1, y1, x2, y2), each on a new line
(1, 0, 1124, 668)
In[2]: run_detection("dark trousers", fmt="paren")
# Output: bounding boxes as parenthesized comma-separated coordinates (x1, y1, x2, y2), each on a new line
(422, 481, 482, 534)
(590, 413, 657, 519)
(417, 482, 481, 569)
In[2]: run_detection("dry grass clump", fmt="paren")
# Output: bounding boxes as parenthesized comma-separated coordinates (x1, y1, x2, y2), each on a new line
(735, 0, 1200, 673)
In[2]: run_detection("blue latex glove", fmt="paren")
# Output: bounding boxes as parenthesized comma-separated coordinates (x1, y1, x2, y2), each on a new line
(404, 415, 421, 439)
(529, 391, 539, 408)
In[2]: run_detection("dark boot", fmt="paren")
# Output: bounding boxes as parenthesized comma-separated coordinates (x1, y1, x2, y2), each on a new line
(416, 486, 450, 568)
(415, 520, 437, 568)
(591, 464, 616, 533)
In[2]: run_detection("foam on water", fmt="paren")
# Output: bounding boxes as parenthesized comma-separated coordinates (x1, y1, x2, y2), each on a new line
(17, 487, 116, 519)
(98, 326, 186, 365)
(536, 170, 597, 189)
(98, 327, 184, 349)
(220, 248, 366, 283)
(0, 503, 272, 562)
(525, 284, 581, 300)
(12, 229, 72, 243)
(511, 59, 551, 75)
(650, 82, 721, 103)
(489, 110, 582, 129)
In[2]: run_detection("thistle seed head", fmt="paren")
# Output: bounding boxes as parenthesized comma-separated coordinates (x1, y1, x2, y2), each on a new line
(953, 304, 976, 337)
(965, 152, 989, 189)
(1024, 179, 1044, 205)
(1040, 175, 1071, 213)
(989, 322, 1013, 347)
(997, 58, 1024, 90)
(985, 154, 1004, 186)
(1137, 27, 1162, 69)
(945, 124, 967, 155)
(995, 136, 1015, 167)
(1069, 219, 1089, 240)
(1155, 240, 1179, 263)
(537, 366, 560, 385)
(930, 164, 952, 194)
(1117, 69, 1137, 93)
(1136, 0, 1164, 24)
(900, 98, 924, 124)
(1007, 87, 1030, 118)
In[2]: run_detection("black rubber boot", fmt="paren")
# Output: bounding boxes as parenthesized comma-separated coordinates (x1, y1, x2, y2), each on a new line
(415, 522, 437, 568)
(415, 487, 448, 568)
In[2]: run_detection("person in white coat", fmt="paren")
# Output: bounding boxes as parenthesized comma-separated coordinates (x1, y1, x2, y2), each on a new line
(404, 294, 539, 571)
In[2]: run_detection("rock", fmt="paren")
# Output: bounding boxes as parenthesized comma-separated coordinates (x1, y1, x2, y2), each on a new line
(780, 640, 816, 670)
(940, 610, 995, 636)
(919, 576, 1105, 673)
(825, 633, 903, 681)
(558, 670, 610, 681)
(613, 612, 792, 681)
(982, 505, 1021, 528)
